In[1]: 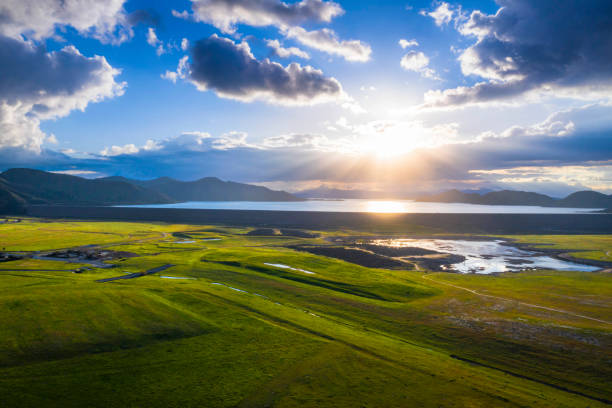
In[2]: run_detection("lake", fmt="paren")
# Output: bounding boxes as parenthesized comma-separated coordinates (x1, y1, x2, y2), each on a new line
(120, 199, 601, 214)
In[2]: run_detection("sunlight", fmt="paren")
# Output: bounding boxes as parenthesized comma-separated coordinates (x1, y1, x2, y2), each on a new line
(356, 119, 446, 158)
(364, 200, 406, 213)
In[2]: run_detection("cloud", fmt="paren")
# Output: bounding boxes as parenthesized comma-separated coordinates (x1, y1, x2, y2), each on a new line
(263, 133, 328, 148)
(421, 2, 454, 26)
(399, 39, 418, 49)
(100, 144, 139, 156)
(127, 9, 161, 27)
(10, 103, 612, 195)
(0, 0, 132, 44)
(145, 27, 166, 55)
(181, 38, 189, 51)
(50, 169, 101, 177)
(283, 27, 371, 62)
(99, 131, 254, 158)
(265, 39, 310, 59)
(146, 27, 159, 47)
(400, 51, 438, 79)
(424, 0, 612, 108)
(0, 36, 124, 152)
(174, 35, 344, 105)
(162, 55, 189, 83)
(469, 165, 612, 195)
(178, 0, 343, 34)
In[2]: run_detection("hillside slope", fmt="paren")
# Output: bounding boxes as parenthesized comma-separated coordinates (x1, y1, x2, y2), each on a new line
(416, 189, 612, 208)
(102, 176, 303, 202)
(0, 169, 173, 213)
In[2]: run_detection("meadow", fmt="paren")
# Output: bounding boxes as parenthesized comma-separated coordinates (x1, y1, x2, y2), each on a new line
(0, 218, 610, 407)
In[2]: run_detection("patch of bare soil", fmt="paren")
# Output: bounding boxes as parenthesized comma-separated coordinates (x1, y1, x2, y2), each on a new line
(44, 248, 137, 262)
(288, 245, 409, 269)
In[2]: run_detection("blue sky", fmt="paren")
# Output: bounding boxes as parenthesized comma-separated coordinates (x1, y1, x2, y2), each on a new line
(2, 0, 612, 196)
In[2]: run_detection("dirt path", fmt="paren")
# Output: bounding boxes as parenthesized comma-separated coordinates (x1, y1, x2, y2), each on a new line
(96, 264, 175, 283)
(420, 274, 612, 325)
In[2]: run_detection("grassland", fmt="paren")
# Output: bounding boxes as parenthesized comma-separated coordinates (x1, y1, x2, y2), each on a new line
(0, 218, 610, 407)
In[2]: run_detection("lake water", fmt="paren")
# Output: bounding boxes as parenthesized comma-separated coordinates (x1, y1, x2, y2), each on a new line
(369, 239, 600, 274)
(120, 199, 601, 214)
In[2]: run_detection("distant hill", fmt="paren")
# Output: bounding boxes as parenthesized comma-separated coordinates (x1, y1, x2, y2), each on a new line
(295, 186, 395, 199)
(556, 191, 612, 208)
(0, 168, 173, 214)
(101, 176, 302, 202)
(416, 189, 612, 208)
(0, 169, 302, 214)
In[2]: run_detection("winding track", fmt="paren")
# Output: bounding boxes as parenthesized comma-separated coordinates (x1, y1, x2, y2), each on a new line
(96, 264, 175, 283)
(420, 273, 612, 325)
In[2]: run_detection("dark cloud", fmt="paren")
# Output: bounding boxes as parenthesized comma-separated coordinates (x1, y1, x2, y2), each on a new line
(127, 9, 161, 27)
(186, 35, 343, 105)
(426, 0, 612, 107)
(0, 35, 123, 152)
(0, 37, 116, 104)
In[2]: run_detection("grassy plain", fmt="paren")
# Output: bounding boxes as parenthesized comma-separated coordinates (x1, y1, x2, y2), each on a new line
(0, 218, 610, 407)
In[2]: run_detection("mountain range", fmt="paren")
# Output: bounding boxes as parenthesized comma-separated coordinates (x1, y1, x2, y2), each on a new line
(416, 189, 612, 208)
(0, 169, 301, 214)
(294, 186, 398, 199)
(2, 169, 611, 215)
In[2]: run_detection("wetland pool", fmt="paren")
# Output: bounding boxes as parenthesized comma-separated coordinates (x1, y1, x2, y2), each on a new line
(368, 239, 600, 274)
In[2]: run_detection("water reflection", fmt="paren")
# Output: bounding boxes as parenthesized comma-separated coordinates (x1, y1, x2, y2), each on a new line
(369, 239, 599, 274)
(364, 201, 407, 213)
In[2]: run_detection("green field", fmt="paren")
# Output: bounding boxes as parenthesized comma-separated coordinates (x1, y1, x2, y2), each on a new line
(0, 219, 610, 407)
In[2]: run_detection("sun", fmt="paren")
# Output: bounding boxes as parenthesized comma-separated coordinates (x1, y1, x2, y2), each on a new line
(357, 120, 430, 158)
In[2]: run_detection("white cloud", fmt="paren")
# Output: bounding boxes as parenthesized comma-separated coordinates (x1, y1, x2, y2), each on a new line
(263, 133, 328, 148)
(284, 27, 371, 62)
(181, 38, 189, 51)
(100, 130, 254, 157)
(400, 51, 439, 79)
(146, 27, 159, 46)
(146, 27, 172, 56)
(161, 55, 189, 83)
(265, 39, 310, 59)
(100, 143, 139, 156)
(0, 0, 132, 44)
(180, 0, 343, 34)
(50, 169, 100, 176)
(470, 165, 612, 194)
(399, 38, 418, 49)
(422, 2, 454, 26)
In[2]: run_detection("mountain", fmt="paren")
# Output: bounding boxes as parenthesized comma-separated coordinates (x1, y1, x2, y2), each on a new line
(295, 186, 395, 199)
(0, 168, 173, 213)
(416, 189, 612, 208)
(556, 191, 612, 208)
(0, 168, 302, 214)
(101, 176, 303, 202)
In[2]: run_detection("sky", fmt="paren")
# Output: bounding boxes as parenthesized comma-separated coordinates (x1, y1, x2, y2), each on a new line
(1, 0, 612, 197)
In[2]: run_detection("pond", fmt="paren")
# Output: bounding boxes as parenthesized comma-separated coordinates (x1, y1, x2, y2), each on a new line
(367, 239, 600, 274)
